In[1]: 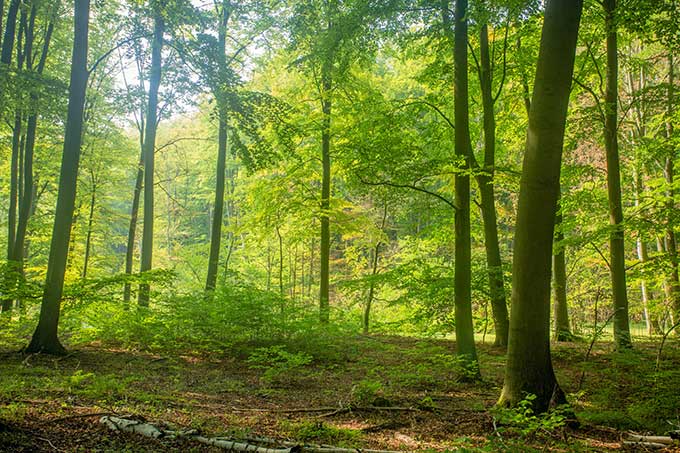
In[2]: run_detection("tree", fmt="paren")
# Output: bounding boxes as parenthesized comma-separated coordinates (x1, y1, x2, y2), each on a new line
(498, 0, 583, 412)
(450, 0, 479, 373)
(204, 0, 230, 293)
(138, 1, 165, 307)
(26, 0, 91, 354)
(602, 0, 632, 349)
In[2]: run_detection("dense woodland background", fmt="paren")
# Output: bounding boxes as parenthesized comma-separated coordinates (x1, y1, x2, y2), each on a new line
(1, 0, 680, 450)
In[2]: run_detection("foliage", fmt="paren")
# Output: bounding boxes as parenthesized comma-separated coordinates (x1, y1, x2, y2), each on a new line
(492, 394, 569, 438)
(247, 345, 313, 385)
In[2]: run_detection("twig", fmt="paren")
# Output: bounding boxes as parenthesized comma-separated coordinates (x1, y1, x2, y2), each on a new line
(37, 436, 62, 452)
(655, 319, 680, 372)
(578, 289, 615, 393)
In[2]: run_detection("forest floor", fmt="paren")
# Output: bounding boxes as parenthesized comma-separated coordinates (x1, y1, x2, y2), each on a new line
(0, 335, 679, 452)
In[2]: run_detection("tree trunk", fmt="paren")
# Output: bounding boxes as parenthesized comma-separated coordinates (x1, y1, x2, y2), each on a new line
(603, 0, 632, 349)
(498, 0, 582, 412)
(451, 0, 478, 373)
(12, 12, 55, 273)
(205, 1, 230, 293)
(26, 0, 90, 355)
(363, 201, 388, 335)
(552, 202, 572, 341)
(319, 60, 332, 324)
(476, 21, 509, 348)
(662, 55, 680, 324)
(138, 9, 165, 307)
(2, 7, 26, 312)
(82, 178, 96, 279)
(123, 153, 143, 303)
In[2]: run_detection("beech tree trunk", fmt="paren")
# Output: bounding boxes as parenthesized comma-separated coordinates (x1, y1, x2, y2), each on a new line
(450, 0, 479, 373)
(363, 201, 388, 335)
(26, 0, 90, 355)
(138, 9, 165, 307)
(603, 0, 632, 349)
(476, 21, 509, 348)
(319, 59, 332, 324)
(662, 55, 680, 324)
(205, 1, 230, 293)
(552, 202, 572, 341)
(498, 0, 582, 412)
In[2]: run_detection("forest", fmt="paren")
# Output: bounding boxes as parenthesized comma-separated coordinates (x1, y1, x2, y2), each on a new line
(0, 0, 679, 451)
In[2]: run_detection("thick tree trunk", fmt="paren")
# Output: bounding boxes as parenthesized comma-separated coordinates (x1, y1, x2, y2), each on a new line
(319, 61, 332, 324)
(138, 10, 165, 307)
(451, 0, 479, 373)
(26, 0, 90, 355)
(205, 2, 230, 293)
(476, 22, 509, 348)
(552, 203, 572, 341)
(498, 0, 582, 412)
(603, 0, 632, 349)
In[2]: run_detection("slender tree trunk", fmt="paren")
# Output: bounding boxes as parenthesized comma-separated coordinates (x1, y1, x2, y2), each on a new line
(138, 10, 165, 307)
(319, 60, 332, 324)
(205, 2, 230, 293)
(82, 179, 96, 279)
(498, 0, 582, 412)
(603, 0, 631, 349)
(553, 202, 572, 341)
(476, 21, 509, 348)
(451, 0, 478, 373)
(662, 55, 680, 324)
(276, 225, 284, 297)
(0, 0, 20, 68)
(206, 115, 228, 291)
(12, 12, 55, 273)
(123, 153, 143, 303)
(26, 0, 90, 355)
(2, 9, 26, 312)
(363, 201, 388, 335)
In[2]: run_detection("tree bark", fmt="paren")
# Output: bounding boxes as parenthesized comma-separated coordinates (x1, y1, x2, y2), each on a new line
(476, 21, 509, 348)
(138, 8, 165, 307)
(26, 0, 91, 355)
(82, 175, 96, 279)
(452, 0, 478, 373)
(12, 10, 55, 274)
(363, 201, 388, 335)
(552, 201, 572, 341)
(662, 55, 680, 324)
(603, 0, 632, 349)
(319, 58, 332, 324)
(205, 1, 230, 293)
(498, 0, 582, 412)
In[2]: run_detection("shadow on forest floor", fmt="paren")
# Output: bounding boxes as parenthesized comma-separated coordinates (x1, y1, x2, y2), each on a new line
(0, 335, 678, 452)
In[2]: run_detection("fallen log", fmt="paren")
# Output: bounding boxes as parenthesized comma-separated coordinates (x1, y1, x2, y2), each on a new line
(622, 440, 668, 449)
(100, 416, 411, 453)
(625, 434, 674, 445)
